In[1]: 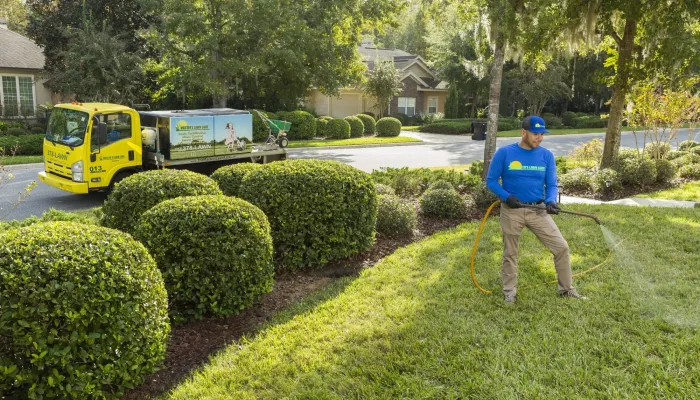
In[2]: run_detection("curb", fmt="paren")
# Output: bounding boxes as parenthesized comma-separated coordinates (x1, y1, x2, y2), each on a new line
(288, 141, 427, 151)
(4, 162, 44, 171)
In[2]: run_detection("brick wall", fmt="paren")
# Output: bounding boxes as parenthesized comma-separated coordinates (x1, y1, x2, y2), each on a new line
(389, 78, 423, 116)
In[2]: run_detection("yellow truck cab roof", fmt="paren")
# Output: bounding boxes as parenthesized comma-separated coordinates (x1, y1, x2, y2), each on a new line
(55, 102, 133, 114)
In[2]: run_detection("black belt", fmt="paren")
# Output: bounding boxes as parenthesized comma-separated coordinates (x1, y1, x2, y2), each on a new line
(521, 200, 544, 206)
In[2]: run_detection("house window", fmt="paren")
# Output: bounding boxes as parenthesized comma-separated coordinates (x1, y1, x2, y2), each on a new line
(398, 97, 416, 116)
(1, 75, 35, 117)
(428, 97, 438, 114)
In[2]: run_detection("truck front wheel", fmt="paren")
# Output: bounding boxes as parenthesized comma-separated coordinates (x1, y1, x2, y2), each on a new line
(106, 171, 134, 194)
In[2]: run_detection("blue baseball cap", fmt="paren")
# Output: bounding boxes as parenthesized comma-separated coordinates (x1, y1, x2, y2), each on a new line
(522, 116, 549, 134)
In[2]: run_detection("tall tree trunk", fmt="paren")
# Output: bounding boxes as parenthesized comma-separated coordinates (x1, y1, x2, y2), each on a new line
(482, 31, 506, 179)
(600, 18, 637, 169)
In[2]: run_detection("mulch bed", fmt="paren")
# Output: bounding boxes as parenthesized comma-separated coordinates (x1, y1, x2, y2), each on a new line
(122, 209, 484, 399)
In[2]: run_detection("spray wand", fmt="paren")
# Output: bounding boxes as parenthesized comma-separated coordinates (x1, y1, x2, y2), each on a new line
(519, 203, 601, 225)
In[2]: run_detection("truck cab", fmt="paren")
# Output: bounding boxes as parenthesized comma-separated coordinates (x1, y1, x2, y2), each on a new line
(39, 102, 144, 193)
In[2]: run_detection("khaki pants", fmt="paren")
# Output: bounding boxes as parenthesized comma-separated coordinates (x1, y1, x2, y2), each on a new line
(500, 204, 573, 296)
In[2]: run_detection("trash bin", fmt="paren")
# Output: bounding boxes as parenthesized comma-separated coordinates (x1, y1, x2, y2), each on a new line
(471, 122, 487, 140)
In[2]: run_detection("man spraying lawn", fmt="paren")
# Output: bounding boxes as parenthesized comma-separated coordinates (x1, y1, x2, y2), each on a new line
(486, 116, 586, 304)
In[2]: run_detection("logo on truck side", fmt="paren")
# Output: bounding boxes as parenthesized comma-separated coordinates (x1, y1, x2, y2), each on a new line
(48, 150, 68, 161)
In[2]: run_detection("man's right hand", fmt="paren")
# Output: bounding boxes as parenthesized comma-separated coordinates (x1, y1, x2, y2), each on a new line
(505, 195, 522, 208)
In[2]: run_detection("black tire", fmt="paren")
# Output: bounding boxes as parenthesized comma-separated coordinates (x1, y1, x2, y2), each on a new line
(278, 137, 289, 148)
(106, 171, 134, 194)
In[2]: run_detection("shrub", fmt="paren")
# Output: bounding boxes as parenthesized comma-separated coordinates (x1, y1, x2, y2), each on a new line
(4, 128, 28, 136)
(344, 116, 364, 138)
(211, 162, 263, 196)
(414, 112, 444, 125)
(276, 110, 316, 140)
(427, 179, 454, 191)
(371, 167, 480, 197)
(666, 150, 688, 160)
(555, 156, 569, 175)
(469, 160, 484, 177)
(644, 142, 671, 159)
(0, 208, 101, 233)
(570, 138, 604, 167)
(239, 160, 377, 269)
(0, 134, 44, 155)
(101, 169, 222, 234)
(591, 168, 622, 193)
(497, 117, 521, 131)
(679, 140, 698, 151)
(419, 121, 470, 134)
(670, 153, 700, 168)
(654, 159, 676, 184)
(560, 168, 594, 191)
(691, 147, 700, 156)
(571, 116, 607, 128)
(134, 196, 274, 321)
(472, 182, 499, 210)
(318, 116, 334, 121)
(678, 163, 700, 179)
(316, 118, 329, 137)
(419, 188, 467, 218)
(0, 222, 169, 399)
(375, 183, 396, 195)
(30, 126, 45, 134)
(376, 194, 417, 237)
(326, 118, 351, 139)
(376, 117, 402, 137)
(613, 152, 657, 187)
(389, 113, 409, 125)
(562, 111, 577, 126)
(542, 115, 563, 129)
(360, 112, 376, 119)
(355, 114, 376, 134)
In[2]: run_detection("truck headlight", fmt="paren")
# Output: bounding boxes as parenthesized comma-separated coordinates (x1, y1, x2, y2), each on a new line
(72, 160, 84, 182)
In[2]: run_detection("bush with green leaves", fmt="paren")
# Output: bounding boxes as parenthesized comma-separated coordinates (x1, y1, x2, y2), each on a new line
(666, 150, 688, 160)
(355, 114, 376, 134)
(419, 121, 470, 134)
(0, 134, 44, 155)
(654, 159, 676, 184)
(344, 116, 364, 138)
(542, 115, 563, 129)
(469, 160, 484, 177)
(376, 194, 417, 237)
(325, 118, 351, 139)
(371, 167, 480, 197)
(560, 168, 594, 192)
(134, 196, 274, 321)
(239, 160, 377, 269)
(3, 128, 28, 136)
(275, 110, 315, 140)
(555, 156, 569, 175)
(591, 168, 623, 193)
(0, 222, 169, 399)
(691, 147, 700, 156)
(211, 163, 263, 196)
(670, 153, 700, 168)
(376, 117, 402, 137)
(562, 111, 577, 126)
(389, 113, 409, 125)
(644, 142, 671, 159)
(613, 152, 657, 187)
(678, 140, 698, 151)
(571, 116, 607, 128)
(375, 183, 396, 195)
(678, 163, 700, 179)
(472, 182, 499, 210)
(427, 179, 454, 191)
(316, 118, 329, 137)
(0, 208, 101, 233)
(101, 170, 222, 234)
(251, 110, 274, 142)
(419, 188, 468, 218)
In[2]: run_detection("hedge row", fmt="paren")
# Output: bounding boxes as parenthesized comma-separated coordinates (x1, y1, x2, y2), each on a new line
(419, 117, 519, 135)
(0, 134, 44, 155)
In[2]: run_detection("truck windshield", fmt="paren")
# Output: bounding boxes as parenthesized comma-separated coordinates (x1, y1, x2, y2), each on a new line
(46, 108, 90, 147)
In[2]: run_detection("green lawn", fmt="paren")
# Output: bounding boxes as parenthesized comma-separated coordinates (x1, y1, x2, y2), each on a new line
(636, 181, 700, 202)
(288, 136, 420, 148)
(1, 155, 43, 165)
(168, 204, 700, 399)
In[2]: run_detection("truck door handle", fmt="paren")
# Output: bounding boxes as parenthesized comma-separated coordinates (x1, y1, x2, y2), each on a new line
(128, 150, 134, 161)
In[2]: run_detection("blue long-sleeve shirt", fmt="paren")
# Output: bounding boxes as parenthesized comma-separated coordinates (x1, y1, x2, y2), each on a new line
(485, 143, 558, 204)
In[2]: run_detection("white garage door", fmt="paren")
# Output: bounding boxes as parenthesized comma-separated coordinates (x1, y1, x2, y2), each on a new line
(331, 94, 361, 118)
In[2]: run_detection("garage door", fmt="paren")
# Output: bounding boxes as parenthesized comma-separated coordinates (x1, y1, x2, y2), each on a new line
(331, 94, 361, 118)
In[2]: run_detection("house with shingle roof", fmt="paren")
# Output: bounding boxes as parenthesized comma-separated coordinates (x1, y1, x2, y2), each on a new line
(0, 19, 54, 117)
(306, 40, 449, 118)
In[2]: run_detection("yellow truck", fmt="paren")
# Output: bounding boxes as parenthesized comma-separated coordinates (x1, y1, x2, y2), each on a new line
(39, 102, 288, 194)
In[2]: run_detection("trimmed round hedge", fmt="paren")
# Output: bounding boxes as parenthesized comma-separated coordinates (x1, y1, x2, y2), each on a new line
(356, 114, 376, 134)
(376, 194, 417, 237)
(419, 188, 468, 218)
(427, 180, 454, 191)
(134, 195, 274, 321)
(316, 118, 329, 137)
(239, 160, 377, 269)
(326, 118, 351, 139)
(101, 170, 222, 234)
(276, 110, 316, 140)
(211, 163, 263, 196)
(376, 117, 402, 137)
(344, 116, 364, 138)
(0, 222, 169, 399)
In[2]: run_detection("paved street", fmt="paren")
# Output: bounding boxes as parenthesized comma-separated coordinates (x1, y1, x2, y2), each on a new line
(2, 129, 695, 221)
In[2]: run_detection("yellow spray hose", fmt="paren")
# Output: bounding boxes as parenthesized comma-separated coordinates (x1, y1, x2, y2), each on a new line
(469, 200, 626, 294)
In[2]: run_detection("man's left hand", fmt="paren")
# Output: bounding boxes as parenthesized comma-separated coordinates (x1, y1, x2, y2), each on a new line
(546, 201, 561, 215)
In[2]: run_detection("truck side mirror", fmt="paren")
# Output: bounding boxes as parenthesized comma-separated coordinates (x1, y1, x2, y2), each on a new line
(98, 122, 107, 143)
